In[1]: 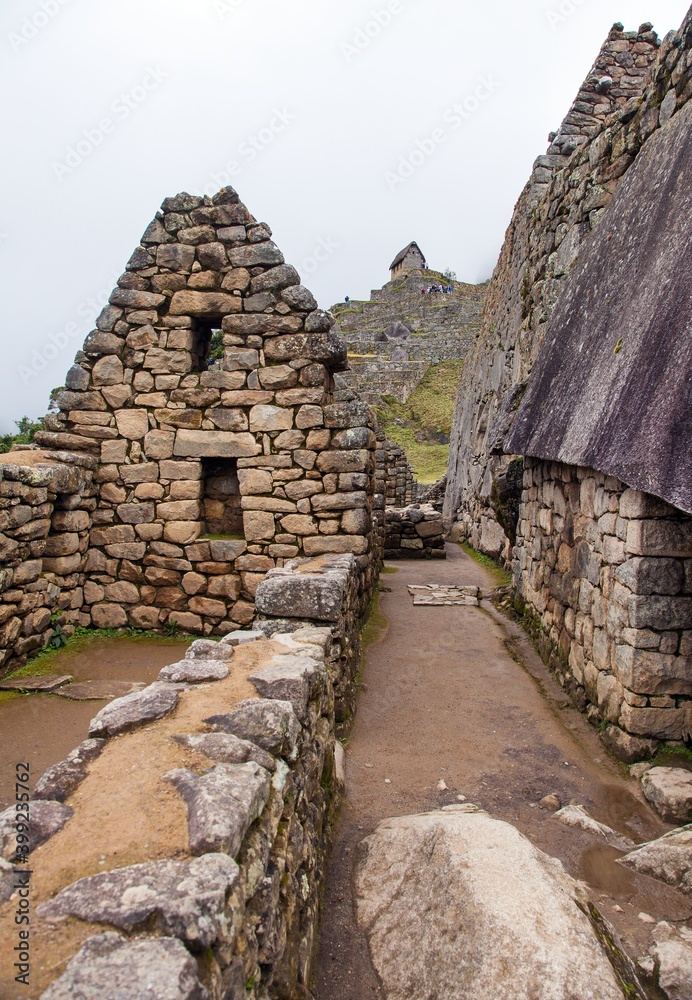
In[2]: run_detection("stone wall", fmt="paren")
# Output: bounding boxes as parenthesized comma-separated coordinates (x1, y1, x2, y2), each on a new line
(2, 555, 367, 998)
(515, 459, 692, 762)
(384, 504, 446, 560)
(15, 187, 384, 639)
(0, 455, 95, 678)
(445, 18, 684, 555)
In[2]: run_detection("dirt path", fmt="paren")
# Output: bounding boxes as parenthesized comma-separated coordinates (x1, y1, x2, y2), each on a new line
(314, 544, 692, 999)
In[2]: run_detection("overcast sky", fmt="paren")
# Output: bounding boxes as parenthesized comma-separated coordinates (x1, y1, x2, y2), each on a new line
(0, 0, 688, 432)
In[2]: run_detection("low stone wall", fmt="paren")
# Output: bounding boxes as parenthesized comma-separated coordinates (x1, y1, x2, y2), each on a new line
(385, 504, 446, 560)
(383, 440, 420, 507)
(0, 456, 95, 679)
(514, 459, 692, 761)
(1, 554, 367, 998)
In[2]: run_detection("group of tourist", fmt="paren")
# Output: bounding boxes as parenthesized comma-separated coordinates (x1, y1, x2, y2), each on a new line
(421, 284, 454, 295)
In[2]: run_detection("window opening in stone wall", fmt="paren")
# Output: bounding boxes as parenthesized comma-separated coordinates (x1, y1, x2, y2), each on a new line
(201, 458, 243, 538)
(193, 320, 224, 372)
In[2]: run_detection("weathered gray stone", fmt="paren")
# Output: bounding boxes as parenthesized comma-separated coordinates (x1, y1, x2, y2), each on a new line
(33, 739, 107, 802)
(185, 639, 233, 661)
(0, 858, 14, 905)
(38, 854, 239, 948)
(220, 630, 264, 646)
(40, 933, 209, 1000)
(205, 698, 301, 756)
(89, 683, 182, 738)
(601, 725, 659, 763)
(553, 804, 635, 851)
(0, 801, 73, 860)
(165, 762, 271, 857)
(173, 429, 261, 458)
(255, 566, 350, 621)
(0, 675, 73, 692)
(249, 655, 325, 720)
(174, 732, 276, 772)
(641, 767, 692, 823)
(651, 921, 692, 1000)
(159, 659, 229, 683)
(281, 285, 317, 311)
(618, 825, 692, 896)
(56, 681, 147, 701)
(356, 806, 624, 1000)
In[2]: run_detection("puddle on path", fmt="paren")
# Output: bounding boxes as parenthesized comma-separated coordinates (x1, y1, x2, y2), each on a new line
(0, 637, 189, 809)
(578, 844, 639, 898)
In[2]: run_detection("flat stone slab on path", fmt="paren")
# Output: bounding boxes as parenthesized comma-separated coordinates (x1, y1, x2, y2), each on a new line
(356, 805, 627, 1000)
(0, 675, 73, 692)
(55, 680, 147, 701)
(408, 584, 480, 606)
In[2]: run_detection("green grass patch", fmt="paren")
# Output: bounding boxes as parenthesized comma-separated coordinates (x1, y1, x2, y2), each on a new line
(376, 360, 463, 484)
(361, 590, 388, 652)
(199, 533, 245, 541)
(652, 745, 692, 769)
(459, 542, 512, 586)
(380, 564, 399, 575)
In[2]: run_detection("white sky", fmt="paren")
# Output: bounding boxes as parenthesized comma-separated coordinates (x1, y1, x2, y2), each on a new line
(0, 0, 688, 432)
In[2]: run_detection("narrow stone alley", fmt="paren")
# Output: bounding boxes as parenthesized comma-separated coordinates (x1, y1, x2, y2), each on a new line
(315, 544, 691, 998)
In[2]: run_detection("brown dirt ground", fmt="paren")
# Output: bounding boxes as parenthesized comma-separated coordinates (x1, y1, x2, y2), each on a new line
(314, 544, 692, 999)
(0, 638, 283, 1000)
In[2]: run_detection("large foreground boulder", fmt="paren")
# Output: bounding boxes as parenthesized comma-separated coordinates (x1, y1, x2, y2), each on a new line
(355, 805, 626, 1000)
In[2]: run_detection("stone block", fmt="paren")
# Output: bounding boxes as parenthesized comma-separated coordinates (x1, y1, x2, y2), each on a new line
(311, 491, 367, 512)
(295, 405, 324, 429)
(627, 520, 692, 558)
(39, 933, 208, 1000)
(163, 522, 201, 546)
(222, 314, 303, 335)
(207, 575, 241, 600)
(157, 500, 200, 521)
(168, 612, 204, 632)
(303, 535, 369, 556)
(120, 463, 159, 484)
(166, 762, 271, 857)
(189, 596, 227, 618)
(258, 366, 298, 389)
(238, 468, 272, 495)
(114, 410, 149, 441)
(628, 594, 692, 630)
(173, 430, 261, 458)
(170, 289, 242, 316)
(616, 557, 684, 596)
(42, 553, 83, 575)
(249, 405, 293, 433)
(44, 532, 80, 557)
(91, 603, 128, 629)
(316, 450, 369, 474)
(620, 488, 675, 519)
(243, 511, 275, 541)
(104, 582, 140, 604)
(614, 645, 692, 696)
(619, 703, 685, 740)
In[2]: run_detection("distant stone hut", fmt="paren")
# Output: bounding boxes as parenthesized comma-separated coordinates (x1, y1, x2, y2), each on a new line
(389, 242, 426, 280)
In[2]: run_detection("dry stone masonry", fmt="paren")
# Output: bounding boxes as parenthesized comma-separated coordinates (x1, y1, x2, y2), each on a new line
(445, 10, 692, 758)
(332, 270, 486, 406)
(1, 553, 365, 999)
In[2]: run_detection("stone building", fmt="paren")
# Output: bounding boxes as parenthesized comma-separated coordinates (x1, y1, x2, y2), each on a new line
(331, 271, 486, 405)
(445, 14, 692, 759)
(389, 241, 426, 280)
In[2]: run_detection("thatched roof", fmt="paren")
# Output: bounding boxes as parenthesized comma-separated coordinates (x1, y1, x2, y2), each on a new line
(505, 101, 692, 513)
(390, 242, 426, 271)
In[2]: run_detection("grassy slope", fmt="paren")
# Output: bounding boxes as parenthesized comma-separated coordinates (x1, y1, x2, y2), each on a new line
(376, 360, 463, 484)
